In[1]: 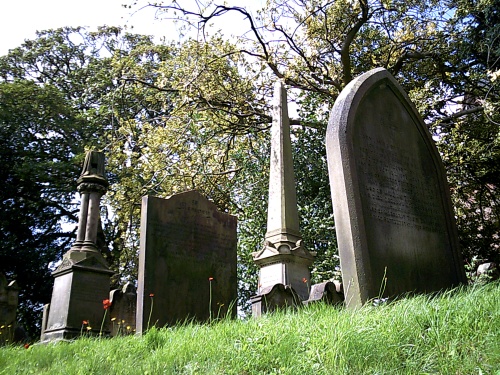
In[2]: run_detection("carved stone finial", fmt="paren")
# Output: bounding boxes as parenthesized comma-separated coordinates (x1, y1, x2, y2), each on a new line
(77, 151, 109, 188)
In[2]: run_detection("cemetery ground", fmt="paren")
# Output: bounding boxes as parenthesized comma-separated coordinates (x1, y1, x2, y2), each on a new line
(1, 282, 500, 374)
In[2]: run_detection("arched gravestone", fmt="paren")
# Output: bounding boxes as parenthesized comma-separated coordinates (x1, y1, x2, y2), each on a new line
(326, 68, 466, 308)
(136, 191, 237, 333)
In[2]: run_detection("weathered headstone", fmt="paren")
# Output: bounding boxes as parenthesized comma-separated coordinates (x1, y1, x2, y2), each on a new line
(0, 273, 18, 326)
(250, 284, 298, 317)
(136, 191, 237, 333)
(109, 282, 136, 336)
(305, 281, 343, 305)
(0, 273, 19, 345)
(326, 68, 466, 308)
(41, 151, 114, 341)
(252, 81, 315, 315)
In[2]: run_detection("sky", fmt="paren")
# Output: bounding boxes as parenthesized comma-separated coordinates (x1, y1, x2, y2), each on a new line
(0, 0, 265, 56)
(0, 1, 169, 55)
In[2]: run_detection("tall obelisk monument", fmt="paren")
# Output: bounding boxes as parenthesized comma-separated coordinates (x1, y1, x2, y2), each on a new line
(252, 81, 315, 302)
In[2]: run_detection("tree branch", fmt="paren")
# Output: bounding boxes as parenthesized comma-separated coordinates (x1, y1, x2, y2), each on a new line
(437, 106, 485, 125)
(340, 0, 369, 84)
(119, 77, 179, 93)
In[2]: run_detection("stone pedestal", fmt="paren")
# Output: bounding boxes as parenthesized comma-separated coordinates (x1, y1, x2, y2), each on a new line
(253, 242, 314, 301)
(41, 253, 114, 341)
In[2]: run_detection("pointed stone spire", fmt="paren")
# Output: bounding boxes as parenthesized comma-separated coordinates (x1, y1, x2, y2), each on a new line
(265, 80, 301, 247)
(252, 81, 315, 306)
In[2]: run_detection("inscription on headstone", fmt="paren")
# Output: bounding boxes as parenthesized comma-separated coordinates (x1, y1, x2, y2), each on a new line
(326, 68, 466, 307)
(136, 191, 237, 333)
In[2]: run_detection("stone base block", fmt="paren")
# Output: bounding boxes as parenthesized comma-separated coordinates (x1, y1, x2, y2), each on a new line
(41, 256, 113, 342)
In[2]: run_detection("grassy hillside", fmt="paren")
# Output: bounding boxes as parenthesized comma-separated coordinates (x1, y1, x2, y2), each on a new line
(1, 282, 500, 374)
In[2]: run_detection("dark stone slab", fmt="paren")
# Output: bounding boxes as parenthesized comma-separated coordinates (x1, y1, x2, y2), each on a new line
(41, 262, 113, 341)
(0, 273, 19, 326)
(136, 191, 237, 333)
(0, 273, 20, 345)
(326, 68, 466, 307)
(250, 284, 299, 317)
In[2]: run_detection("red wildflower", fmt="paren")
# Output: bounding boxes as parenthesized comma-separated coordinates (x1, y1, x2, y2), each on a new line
(208, 277, 214, 281)
(24, 343, 30, 349)
(149, 293, 154, 298)
(102, 299, 112, 310)
(302, 278, 308, 283)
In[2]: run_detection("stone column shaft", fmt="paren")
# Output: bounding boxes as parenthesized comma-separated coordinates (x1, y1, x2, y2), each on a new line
(74, 192, 89, 246)
(82, 191, 102, 250)
(70, 151, 108, 252)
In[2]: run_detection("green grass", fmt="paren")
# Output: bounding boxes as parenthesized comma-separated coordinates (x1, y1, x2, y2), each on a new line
(2, 282, 500, 374)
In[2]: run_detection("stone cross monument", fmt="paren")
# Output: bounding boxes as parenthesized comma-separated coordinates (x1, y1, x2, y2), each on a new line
(251, 81, 315, 315)
(41, 151, 114, 341)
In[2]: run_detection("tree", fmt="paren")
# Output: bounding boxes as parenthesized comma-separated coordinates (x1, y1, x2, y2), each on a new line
(0, 27, 177, 335)
(104, 34, 274, 308)
(0, 80, 86, 337)
(433, 0, 500, 265)
(137, 0, 498, 274)
(0, 26, 273, 327)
